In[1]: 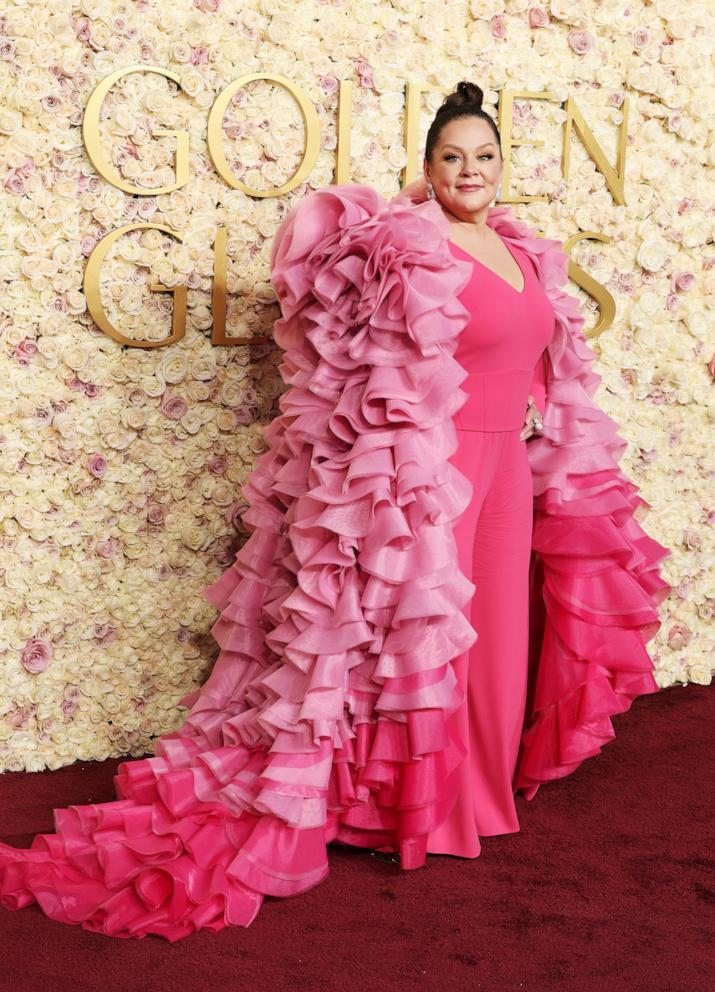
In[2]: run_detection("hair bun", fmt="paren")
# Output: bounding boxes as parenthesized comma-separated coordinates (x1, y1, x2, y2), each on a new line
(438, 80, 484, 115)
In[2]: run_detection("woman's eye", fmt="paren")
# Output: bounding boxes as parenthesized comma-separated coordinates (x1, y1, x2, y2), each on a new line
(444, 153, 493, 162)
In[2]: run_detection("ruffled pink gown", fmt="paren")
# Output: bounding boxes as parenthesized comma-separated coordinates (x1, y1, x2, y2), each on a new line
(0, 184, 671, 940)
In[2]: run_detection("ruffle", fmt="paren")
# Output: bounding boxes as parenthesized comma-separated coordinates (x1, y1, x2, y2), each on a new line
(487, 210, 672, 799)
(0, 184, 481, 939)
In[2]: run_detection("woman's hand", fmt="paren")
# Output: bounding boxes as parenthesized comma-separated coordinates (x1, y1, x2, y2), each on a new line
(520, 394, 543, 441)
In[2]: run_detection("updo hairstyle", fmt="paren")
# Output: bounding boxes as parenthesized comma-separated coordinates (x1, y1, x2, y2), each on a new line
(424, 81, 502, 163)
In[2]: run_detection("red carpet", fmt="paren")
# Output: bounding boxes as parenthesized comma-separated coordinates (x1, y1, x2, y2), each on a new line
(1, 683, 713, 992)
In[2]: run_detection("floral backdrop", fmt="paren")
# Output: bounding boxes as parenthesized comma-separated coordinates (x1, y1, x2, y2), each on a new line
(0, 0, 713, 772)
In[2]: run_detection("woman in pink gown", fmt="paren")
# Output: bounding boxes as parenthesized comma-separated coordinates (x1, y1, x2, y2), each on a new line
(0, 82, 671, 939)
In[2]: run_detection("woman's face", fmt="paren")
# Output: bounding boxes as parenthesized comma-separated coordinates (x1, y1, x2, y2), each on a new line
(424, 116, 503, 220)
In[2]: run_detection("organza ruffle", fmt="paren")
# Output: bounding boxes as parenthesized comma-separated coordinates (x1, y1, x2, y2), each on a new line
(0, 184, 481, 939)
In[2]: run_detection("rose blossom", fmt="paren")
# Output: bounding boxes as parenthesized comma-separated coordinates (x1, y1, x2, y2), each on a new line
(207, 456, 227, 475)
(673, 271, 695, 291)
(568, 29, 594, 55)
(667, 624, 692, 650)
(528, 5, 549, 28)
(161, 395, 188, 420)
(14, 338, 37, 365)
(146, 503, 165, 526)
(319, 75, 339, 94)
(490, 15, 507, 39)
(4, 169, 25, 194)
(87, 452, 107, 478)
(97, 537, 121, 558)
(21, 636, 53, 674)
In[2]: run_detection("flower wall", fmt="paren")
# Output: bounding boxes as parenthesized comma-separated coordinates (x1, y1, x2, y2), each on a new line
(0, 0, 713, 772)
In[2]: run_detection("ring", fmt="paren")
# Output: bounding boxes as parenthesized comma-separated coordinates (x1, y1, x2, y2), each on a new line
(533, 418, 542, 431)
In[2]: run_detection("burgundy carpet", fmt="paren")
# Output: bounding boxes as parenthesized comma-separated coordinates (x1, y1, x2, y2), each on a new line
(1, 683, 713, 992)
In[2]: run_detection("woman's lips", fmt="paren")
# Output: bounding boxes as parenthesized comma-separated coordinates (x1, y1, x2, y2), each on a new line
(457, 185, 484, 191)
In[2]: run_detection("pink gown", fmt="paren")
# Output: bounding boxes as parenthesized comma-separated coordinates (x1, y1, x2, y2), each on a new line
(0, 184, 671, 941)
(427, 237, 555, 857)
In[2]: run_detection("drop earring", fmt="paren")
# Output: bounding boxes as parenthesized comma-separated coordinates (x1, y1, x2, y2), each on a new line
(426, 180, 435, 200)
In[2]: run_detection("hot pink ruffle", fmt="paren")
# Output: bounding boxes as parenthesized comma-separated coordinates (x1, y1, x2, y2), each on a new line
(0, 185, 483, 940)
(486, 210, 672, 799)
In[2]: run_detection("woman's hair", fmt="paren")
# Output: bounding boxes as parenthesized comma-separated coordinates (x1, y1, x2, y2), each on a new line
(424, 81, 502, 163)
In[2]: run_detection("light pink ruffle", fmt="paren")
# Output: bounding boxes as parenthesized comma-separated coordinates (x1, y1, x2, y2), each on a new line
(0, 185, 482, 939)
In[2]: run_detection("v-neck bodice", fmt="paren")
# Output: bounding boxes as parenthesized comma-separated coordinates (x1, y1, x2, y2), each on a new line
(448, 237, 556, 431)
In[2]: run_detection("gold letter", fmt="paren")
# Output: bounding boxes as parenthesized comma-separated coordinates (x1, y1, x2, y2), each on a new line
(208, 74, 320, 196)
(84, 224, 186, 348)
(497, 90, 558, 204)
(562, 95, 629, 206)
(403, 81, 451, 185)
(211, 227, 268, 346)
(563, 231, 616, 338)
(83, 66, 189, 195)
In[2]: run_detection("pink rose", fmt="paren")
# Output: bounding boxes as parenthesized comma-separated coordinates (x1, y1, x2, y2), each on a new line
(667, 623, 692, 650)
(568, 29, 594, 55)
(673, 271, 695, 291)
(319, 75, 339, 95)
(707, 353, 715, 381)
(207, 456, 227, 475)
(97, 537, 121, 558)
(74, 17, 91, 42)
(665, 293, 679, 312)
(193, 0, 221, 10)
(21, 637, 53, 674)
(61, 699, 77, 720)
(84, 383, 101, 398)
(225, 500, 247, 530)
(161, 395, 188, 420)
(79, 234, 97, 255)
(4, 169, 26, 194)
(632, 29, 649, 48)
(190, 46, 208, 65)
(682, 527, 702, 551)
(94, 624, 118, 646)
(146, 503, 165, 526)
(490, 15, 507, 39)
(14, 338, 37, 365)
(355, 58, 374, 89)
(528, 6, 549, 28)
(87, 452, 107, 478)
(234, 405, 254, 425)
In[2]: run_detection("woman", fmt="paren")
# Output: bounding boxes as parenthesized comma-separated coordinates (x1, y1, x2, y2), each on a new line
(0, 82, 671, 941)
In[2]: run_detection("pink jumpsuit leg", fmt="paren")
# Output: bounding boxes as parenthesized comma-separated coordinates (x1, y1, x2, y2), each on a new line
(427, 426, 533, 857)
